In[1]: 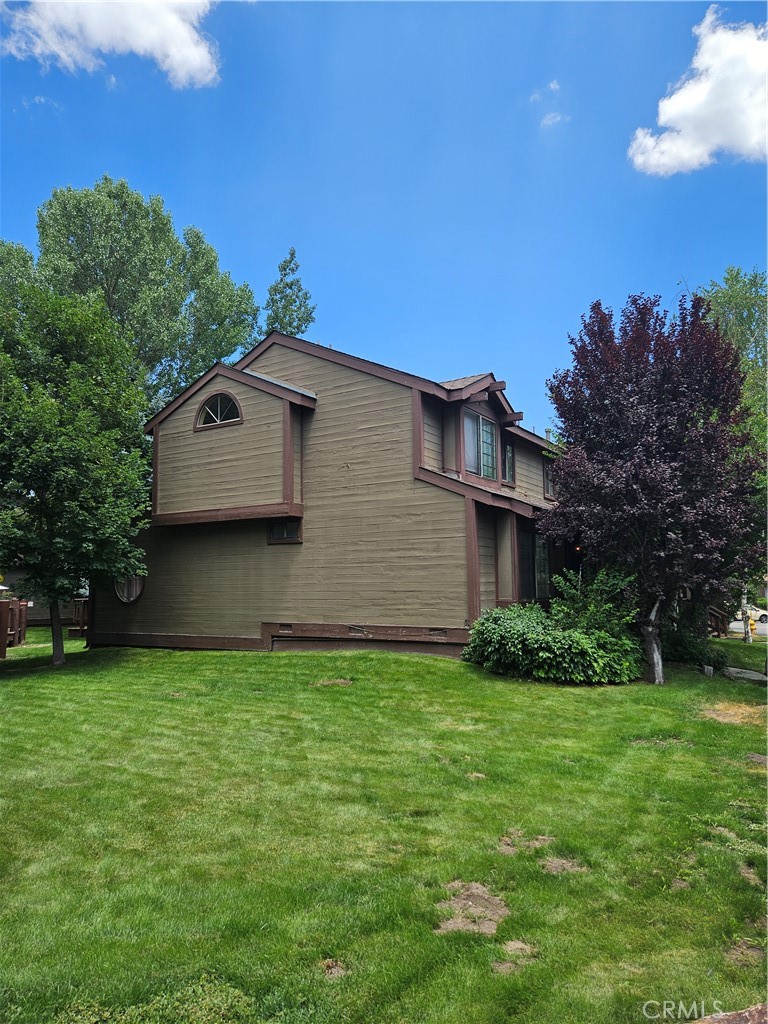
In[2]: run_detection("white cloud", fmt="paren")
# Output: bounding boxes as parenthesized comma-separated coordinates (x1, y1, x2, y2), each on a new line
(548, 79, 560, 92)
(629, 5, 767, 176)
(529, 90, 541, 103)
(541, 112, 569, 128)
(1, 1, 221, 89)
(21, 94, 63, 111)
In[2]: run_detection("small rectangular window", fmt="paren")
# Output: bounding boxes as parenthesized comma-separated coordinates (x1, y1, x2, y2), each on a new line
(502, 440, 515, 484)
(543, 458, 556, 498)
(268, 519, 302, 544)
(480, 419, 497, 478)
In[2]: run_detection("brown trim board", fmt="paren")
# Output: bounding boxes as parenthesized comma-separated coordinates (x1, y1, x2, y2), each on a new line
(90, 621, 471, 657)
(152, 501, 304, 526)
(238, 332, 455, 400)
(238, 334, 524, 423)
(411, 388, 424, 479)
(151, 430, 159, 516)
(90, 632, 267, 651)
(282, 400, 293, 504)
(465, 496, 480, 624)
(415, 466, 538, 518)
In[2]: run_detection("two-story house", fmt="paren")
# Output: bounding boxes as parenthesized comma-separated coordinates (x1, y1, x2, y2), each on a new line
(90, 332, 572, 656)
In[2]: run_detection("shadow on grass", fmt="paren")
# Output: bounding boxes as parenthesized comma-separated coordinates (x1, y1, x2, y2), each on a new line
(0, 643, 146, 679)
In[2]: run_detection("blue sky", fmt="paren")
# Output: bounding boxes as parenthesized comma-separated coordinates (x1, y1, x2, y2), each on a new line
(1, 1, 765, 432)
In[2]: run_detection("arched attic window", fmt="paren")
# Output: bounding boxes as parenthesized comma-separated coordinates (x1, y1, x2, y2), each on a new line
(195, 392, 243, 430)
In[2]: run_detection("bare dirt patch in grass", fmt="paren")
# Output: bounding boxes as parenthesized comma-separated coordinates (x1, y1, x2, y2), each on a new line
(693, 1004, 768, 1024)
(435, 881, 509, 935)
(710, 825, 739, 840)
(725, 940, 765, 968)
(498, 830, 553, 855)
(671, 878, 691, 890)
(746, 753, 767, 766)
(630, 736, 693, 747)
(466, 772, 486, 780)
(739, 863, 763, 887)
(492, 940, 538, 973)
(310, 678, 353, 687)
(320, 958, 349, 979)
(539, 857, 588, 875)
(701, 703, 763, 726)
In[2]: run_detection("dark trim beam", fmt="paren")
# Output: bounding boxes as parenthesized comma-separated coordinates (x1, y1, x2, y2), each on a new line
(152, 501, 303, 527)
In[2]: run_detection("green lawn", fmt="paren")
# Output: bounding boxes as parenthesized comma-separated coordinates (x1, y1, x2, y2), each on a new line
(713, 636, 768, 674)
(1, 630, 765, 1024)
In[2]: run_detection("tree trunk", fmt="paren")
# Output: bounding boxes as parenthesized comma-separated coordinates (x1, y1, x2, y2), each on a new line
(641, 598, 664, 684)
(741, 586, 753, 644)
(50, 602, 65, 667)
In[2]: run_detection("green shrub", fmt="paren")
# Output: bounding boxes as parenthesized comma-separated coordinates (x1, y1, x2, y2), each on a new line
(662, 625, 728, 672)
(549, 567, 638, 639)
(661, 601, 728, 672)
(463, 605, 641, 685)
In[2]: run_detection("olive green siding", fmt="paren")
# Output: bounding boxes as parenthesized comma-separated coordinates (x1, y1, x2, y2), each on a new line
(156, 376, 284, 514)
(245, 345, 468, 626)
(96, 344, 469, 639)
(476, 507, 497, 610)
(512, 439, 546, 504)
(292, 409, 302, 500)
(422, 398, 443, 471)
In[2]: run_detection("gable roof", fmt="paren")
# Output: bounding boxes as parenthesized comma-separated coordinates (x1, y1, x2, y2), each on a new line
(238, 332, 523, 421)
(440, 374, 492, 390)
(144, 362, 317, 434)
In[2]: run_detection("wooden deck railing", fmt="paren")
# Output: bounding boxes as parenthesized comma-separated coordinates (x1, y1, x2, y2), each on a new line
(707, 606, 729, 637)
(67, 598, 89, 639)
(0, 599, 28, 658)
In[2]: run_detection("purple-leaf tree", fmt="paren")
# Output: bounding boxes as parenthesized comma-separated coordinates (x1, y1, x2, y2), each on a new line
(538, 294, 761, 684)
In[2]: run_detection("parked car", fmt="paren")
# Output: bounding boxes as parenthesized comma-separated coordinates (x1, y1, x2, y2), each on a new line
(734, 604, 768, 624)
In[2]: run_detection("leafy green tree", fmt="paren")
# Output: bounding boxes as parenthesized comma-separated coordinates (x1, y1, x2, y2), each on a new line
(260, 246, 316, 338)
(700, 267, 766, 477)
(36, 175, 259, 408)
(0, 240, 37, 306)
(700, 267, 767, 635)
(0, 285, 148, 665)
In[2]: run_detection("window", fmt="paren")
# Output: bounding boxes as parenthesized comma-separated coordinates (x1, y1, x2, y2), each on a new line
(535, 534, 550, 600)
(196, 393, 241, 428)
(518, 524, 550, 602)
(268, 519, 302, 544)
(502, 440, 515, 484)
(114, 576, 144, 604)
(543, 457, 556, 498)
(464, 411, 497, 479)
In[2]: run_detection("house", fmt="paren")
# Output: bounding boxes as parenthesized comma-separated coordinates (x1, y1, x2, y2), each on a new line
(91, 332, 574, 656)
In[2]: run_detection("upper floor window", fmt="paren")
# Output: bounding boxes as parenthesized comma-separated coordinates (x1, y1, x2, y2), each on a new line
(543, 457, 557, 498)
(464, 411, 497, 479)
(196, 393, 242, 429)
(502, 439, 515, 484)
